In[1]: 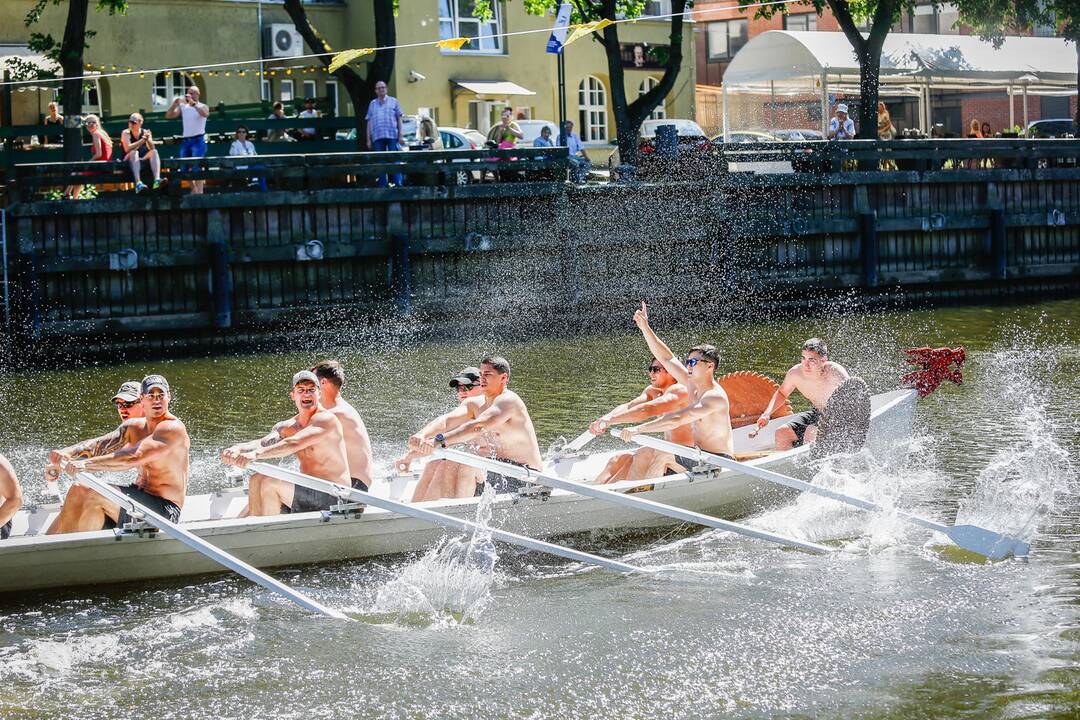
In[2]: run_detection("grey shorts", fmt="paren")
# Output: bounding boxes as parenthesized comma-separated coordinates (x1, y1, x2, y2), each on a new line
(788, 409, 822, 447)
(478, 458, 533, 495)
(103, 484, 182, 529)
(282, 477, 367, 514)
(1, 518, 10, 540)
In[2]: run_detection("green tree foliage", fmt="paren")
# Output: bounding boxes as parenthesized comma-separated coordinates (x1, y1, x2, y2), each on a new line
(18, 1, 129, 161)
(282, 0, 396, 149)
(759, 0, 913, 140)
(491, 1, 690, 166)
(955, 0, 1080, 131)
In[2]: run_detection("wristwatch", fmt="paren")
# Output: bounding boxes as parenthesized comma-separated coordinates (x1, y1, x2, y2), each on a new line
(434, 433, 446, 448)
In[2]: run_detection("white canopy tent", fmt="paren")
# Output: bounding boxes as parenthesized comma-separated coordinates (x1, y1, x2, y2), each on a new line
(720, 31, 1079, 138)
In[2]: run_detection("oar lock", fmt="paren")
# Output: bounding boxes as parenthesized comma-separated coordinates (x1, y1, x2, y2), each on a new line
(114, 517, 158, 540)
(320, 500, 366, 521)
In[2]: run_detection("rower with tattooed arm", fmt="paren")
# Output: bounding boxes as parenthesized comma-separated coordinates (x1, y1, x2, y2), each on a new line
(46, 375, 190, 534)
(221, 370, 352, 517)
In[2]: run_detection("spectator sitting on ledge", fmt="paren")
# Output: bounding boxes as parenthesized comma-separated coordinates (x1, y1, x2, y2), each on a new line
(298, 97, 321, 140)
(266, 102, 294, 142)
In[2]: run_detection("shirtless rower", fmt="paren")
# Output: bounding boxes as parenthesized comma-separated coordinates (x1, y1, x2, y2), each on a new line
(222, 370, 351, 516)
(617, 303, 734, 466)
(46, 375, 190, 534)
(756, 338, 850, 450)
(112, 381, 146, 422)
(0, 453, 23, 540)
(589, 358, 691, 483)
(311, 360, 374, 491)
(408, 355, 543, 496)
(399, 367, 485, 501)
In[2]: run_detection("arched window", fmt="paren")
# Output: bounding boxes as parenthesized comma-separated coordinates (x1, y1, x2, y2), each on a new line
(577, 76, 607, 142)
(152, 71, 196, 109)
(639, 77, 666, 120)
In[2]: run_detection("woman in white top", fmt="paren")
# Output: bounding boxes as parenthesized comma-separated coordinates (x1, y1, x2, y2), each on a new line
(228, 126, 265, 190)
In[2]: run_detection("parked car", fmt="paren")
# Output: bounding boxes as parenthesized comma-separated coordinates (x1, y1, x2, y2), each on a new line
(714, 130, 781, 144)
(1027, 118, 1076, 138)
(607, 118, 713, 180)
(438, 126, 488, 184)
(517, 119, 559, 146)
(770, 128, 824, 142)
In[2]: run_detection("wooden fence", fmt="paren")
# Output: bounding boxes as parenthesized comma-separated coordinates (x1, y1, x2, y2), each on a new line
(1, 139, 1077, 361)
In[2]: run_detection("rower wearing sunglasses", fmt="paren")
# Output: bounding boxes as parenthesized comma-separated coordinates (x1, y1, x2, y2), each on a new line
(618, 302, 734, 469)
(587, 358, 690, 484)
(112, 381, 146, 422)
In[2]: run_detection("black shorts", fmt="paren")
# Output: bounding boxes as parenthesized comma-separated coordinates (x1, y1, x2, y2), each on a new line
(1, 518, 11, 540)
(787, 409, 822, 447)
(282, 477, 366, 514)
(103, 485, 182, 529)
(477, 458, 532, 495)
(665, 452, 733, 475)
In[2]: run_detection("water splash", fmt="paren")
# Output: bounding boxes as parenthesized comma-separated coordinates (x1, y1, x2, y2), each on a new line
(370, 486, 499, 626)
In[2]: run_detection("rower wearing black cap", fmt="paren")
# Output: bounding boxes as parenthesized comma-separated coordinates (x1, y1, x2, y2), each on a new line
(47, 375, 190, 534)
(221, 370, 352, 516)
(399, 366, 485, 501)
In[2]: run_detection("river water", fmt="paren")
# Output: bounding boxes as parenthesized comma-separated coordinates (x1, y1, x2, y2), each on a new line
(0, 300, 1077, 719)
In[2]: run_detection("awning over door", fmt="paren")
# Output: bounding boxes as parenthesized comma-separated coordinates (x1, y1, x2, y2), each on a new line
(452, 80, 536, 96)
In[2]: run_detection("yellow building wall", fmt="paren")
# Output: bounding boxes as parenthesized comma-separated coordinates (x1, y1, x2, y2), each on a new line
(1, 0, 696, 149)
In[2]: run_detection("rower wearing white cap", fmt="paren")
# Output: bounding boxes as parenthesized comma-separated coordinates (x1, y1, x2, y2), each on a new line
(47, 375, 190, 534)
(112, 381, 146, 422)
(222, 370, 351, 517)
(829, 103, 856, 140)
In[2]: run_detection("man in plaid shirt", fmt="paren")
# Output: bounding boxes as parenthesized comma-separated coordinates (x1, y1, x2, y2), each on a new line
(366, 80, 405, 187)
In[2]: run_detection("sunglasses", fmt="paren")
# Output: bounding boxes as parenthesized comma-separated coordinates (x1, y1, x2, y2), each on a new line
(686, 357, 703, 368)
(114, 400, 138, 409)
(647, 364, 663, 373)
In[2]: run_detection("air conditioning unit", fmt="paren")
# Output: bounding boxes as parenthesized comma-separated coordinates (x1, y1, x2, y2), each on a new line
(263, 24, 303, 59)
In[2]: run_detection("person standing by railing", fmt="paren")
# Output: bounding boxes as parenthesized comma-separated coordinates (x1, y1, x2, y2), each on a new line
(365, 80, 405, 187)
(43, 101, 64, 145)
(120, 113, 162, 193)
(64, 114, 112, 200)
(166, 86, 209, 194)
(828, 104, 855, 140)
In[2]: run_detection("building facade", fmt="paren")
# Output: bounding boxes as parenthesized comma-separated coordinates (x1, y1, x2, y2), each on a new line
(693, 0, 1076, 136)
(1, 0, 696, 155)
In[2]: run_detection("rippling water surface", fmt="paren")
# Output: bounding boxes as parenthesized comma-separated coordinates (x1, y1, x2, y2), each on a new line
(0, 300, 1077, 719)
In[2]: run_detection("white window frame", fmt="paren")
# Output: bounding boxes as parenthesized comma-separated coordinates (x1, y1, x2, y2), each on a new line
(280, 79, 294, 102)
(645, 1, 672, 16)
(706, 19, 747, 61)
(578, 75, 608, 142)
(639, 77, 666, 120)
(302, 80, 317, 101)
(439, 0, 504, 54)
(152, 70, 196, 109)
(326, 80, 339, 116)
(783, 12, 817, 32)
(261, 78, 271, 102)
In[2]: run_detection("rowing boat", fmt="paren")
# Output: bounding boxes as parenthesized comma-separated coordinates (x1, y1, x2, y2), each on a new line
(0, 389, 917, 595)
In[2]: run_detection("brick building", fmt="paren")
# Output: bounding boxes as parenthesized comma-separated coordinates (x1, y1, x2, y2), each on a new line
(693, 1, 1077, 137)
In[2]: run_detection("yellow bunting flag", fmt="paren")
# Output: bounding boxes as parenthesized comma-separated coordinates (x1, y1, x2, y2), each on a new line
(328, 48, 374, 74)
(562, 18, 614, 48)
(436, 37, 470, 51)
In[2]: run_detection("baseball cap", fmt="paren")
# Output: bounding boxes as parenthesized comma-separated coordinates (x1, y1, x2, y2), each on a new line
(836, 103, 849, 114)
(112, 381, 141, 402)
(141, 375, 170, 395)
(449, 367, 481, 388)
(292, 370, 320, 388)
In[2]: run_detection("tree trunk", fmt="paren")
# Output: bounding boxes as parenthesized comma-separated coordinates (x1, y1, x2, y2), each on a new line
(283, 0, 395, 150)
(828, 0, 895, 140)
(856, 47, 880, 140)
(59, 0, 90, 162)
(1075, 40, 1079, 135)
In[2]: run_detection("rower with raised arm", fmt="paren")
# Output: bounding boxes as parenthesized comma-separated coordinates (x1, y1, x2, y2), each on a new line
(617, 302, 734, 468)
(399, 366, 486, 501)
(756, 338, 850, 450)
(588, 358, 691, 483)
(222, 371, 351, 517)
(46, 375, 190, 534)
(410, 355, 543, 495)
(0, 453, 22, 540)
(311, 360, 375, 492)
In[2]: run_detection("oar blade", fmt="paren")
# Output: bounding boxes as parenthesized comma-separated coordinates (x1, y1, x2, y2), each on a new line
(945, 524, 1030, 561)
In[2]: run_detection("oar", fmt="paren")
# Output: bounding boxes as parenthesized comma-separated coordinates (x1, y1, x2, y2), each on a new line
(620, 434, 1031, 561)
(248, 462, 643, 574)
(435, 448, 832, 555)
(78, 473, 349, 620)
(546, 428, 598, 462)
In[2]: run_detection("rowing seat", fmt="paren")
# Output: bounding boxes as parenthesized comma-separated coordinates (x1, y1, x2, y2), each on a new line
(719, 371, 792, 428)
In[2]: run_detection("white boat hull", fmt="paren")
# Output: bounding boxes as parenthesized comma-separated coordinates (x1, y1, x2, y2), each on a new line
(0, 390, 917, 595)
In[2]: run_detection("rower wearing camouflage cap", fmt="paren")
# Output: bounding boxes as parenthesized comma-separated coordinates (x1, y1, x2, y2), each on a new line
(112, 381, 146, 422)
(47, 374, 190, 534)
(222, 370, 352, 517)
